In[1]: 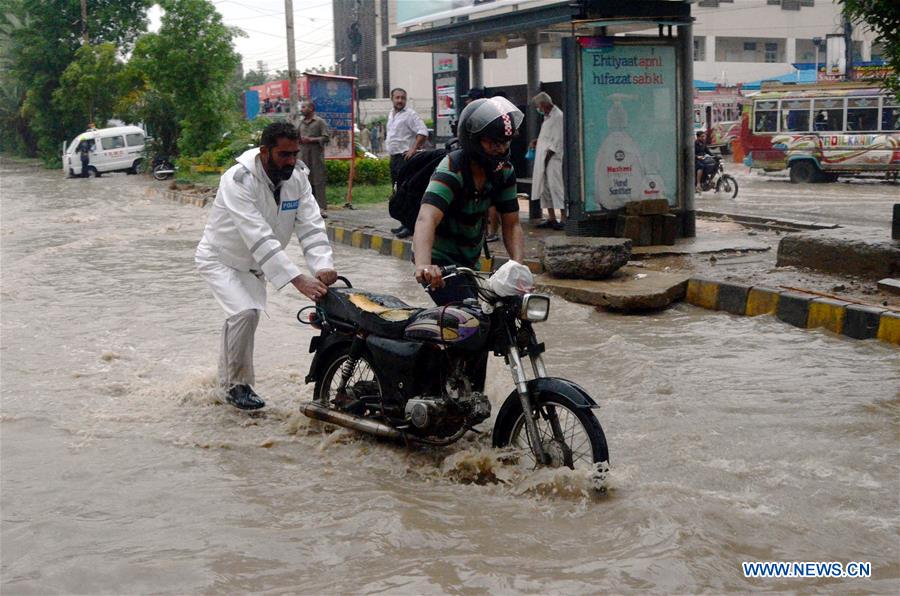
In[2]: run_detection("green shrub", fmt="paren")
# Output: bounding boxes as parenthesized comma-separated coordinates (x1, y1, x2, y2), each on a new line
(325, 157, 390, 185)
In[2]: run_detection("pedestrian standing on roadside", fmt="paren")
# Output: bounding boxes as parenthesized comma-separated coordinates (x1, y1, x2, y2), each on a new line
(386, 88, 428, 238)
(298, 100, 331, 218)
(530, 92, 565, 230)
(358, 122, 372, 152)
(195, 121, 337, 411)
(76, 137, 94, 178)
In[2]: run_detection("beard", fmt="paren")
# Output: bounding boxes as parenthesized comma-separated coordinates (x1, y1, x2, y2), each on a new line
(264, 161, 295, 182)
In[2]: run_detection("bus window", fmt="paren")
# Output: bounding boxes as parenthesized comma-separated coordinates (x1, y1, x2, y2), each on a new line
(812, 98, 844, 131)
(753, 100, 778, 132)
(882, 97, 899, 131)
(781, 99, 810, 132)
(846, 97, 878, 131)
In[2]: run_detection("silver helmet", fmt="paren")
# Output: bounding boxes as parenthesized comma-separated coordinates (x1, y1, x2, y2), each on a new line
(457, 97, 524, 171)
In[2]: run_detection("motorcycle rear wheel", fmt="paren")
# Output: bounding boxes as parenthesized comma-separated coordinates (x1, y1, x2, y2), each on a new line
(495, 394, 609, 483)
(716, 174, 739, 198)
(313, 346, 384, 414)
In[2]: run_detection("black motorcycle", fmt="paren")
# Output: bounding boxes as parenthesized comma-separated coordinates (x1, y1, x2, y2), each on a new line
(698, 154, 739, 198)
(300, 266, 610, 488)
(151, 155, 176, 181)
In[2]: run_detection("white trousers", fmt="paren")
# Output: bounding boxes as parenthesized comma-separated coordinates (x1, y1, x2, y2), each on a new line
(218, 309, 260, 387)
(539, 156, 565, 210)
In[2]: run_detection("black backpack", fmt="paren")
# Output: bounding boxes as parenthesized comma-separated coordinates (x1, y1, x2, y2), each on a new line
(388, 149, 448, 230)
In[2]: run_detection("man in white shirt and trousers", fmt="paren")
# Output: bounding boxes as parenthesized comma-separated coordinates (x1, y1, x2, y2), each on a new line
(195, 121, 338, 410)
(385, 87, 428, 238)
(530, 92, 566, 230)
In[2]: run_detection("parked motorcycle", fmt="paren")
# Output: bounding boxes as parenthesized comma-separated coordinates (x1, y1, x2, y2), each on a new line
(151, 155, 176, 181)
(698, 154, 738, 198)
(299, 265, 610, 489)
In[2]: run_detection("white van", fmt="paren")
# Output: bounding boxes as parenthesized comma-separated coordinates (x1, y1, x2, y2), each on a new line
(63, 125, 147, 177)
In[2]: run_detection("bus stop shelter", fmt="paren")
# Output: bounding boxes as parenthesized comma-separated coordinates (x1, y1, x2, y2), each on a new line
(392, 0, 696, 239)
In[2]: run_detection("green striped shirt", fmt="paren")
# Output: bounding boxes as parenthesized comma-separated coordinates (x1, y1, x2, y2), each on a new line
(421, 155, 518, 267)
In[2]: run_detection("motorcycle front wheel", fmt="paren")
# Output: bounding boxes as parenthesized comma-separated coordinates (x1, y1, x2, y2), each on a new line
(152, 164, 172, 181)
(716, 174, 739, 198)
(494, 393, 609, 482)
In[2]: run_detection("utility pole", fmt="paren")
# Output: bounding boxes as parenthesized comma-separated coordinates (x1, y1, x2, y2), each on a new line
(81, 0, 88, 45)
(842, 12, 853, 81)
(284, 0, 299, 125)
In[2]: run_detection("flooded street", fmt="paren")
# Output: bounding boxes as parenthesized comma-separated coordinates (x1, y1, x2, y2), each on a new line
(698, 166, 898, 231)
(2, 161, 898, 593)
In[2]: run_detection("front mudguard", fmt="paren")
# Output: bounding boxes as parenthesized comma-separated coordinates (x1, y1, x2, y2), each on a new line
(491, 377, 599, 448)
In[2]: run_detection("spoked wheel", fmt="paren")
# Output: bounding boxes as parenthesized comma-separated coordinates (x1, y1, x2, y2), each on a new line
(499, 394, 609, 487)
(313, 346, 383, 414)
(716, 174, 739, 198)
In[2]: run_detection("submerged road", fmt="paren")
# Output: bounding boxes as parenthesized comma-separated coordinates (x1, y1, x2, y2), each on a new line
(2, 161, 898, 593)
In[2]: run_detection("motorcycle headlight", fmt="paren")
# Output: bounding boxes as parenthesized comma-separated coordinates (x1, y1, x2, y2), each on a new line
(520, 293, 550, 322)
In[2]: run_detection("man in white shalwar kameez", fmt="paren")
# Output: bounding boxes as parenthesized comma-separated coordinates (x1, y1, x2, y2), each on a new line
(195, 121, 337, 410)
(530, 92, 566, 230)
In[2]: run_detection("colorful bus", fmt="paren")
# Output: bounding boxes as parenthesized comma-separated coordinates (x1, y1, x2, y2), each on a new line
(740, 82, 900, 183)
(694, 89, 745, 153)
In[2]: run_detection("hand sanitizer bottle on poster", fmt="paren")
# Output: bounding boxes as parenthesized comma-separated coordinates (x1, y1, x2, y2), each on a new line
(593, 93, 645, 210)
(640, 151, 667, 202)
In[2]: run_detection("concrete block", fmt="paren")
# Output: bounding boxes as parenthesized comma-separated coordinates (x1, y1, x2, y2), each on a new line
(326, 227, 335, 241)
(716, 282, 751, 315)
(661, 214, 678, 246)
(625, 199, 669, 216)
(877, 278, 900, 295)
(391, 239, 406, 259)
(369, 235, 383, 252)
(350, 230, 364, 248)
(360, 233, 372, 250)
(777, 229, 900, 280)
(651, 215, 663, 245)
(477, 257, 492, 272)
(333, 228, 345, 244)
(807, 298, 848, 334)
(686, 278, 719, 310)
(776, 291, 812, 328)
(745, 286, 780, 316)
(877, 311, 900, 345)
(638, 216, 653, 247)
(617, 215, 641, 242)
(842, 304, 886, 340)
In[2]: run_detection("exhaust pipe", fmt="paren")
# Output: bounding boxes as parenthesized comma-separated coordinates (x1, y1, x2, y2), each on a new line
(301, 401, 403, 440)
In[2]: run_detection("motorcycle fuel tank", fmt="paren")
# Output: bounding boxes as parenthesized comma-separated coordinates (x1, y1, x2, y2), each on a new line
(403, 304, 489, 348)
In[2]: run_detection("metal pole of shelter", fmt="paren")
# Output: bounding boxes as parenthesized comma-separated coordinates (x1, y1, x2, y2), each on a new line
(471, 51, 484, 88)
(677, 21, 696, 237)
(526, 39, 542, 221)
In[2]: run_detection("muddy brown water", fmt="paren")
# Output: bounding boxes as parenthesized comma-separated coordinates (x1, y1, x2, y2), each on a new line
(2, 162, 898, 594)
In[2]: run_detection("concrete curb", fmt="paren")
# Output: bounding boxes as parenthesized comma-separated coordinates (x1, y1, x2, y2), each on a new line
(686, 277, 899, 346)
(150, 187, 209, 208)
(326, 222, 544, 274)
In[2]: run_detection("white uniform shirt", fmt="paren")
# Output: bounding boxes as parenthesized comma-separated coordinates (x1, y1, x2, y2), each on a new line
(196, 148, 333, 292)
(385, 106, 428, 155)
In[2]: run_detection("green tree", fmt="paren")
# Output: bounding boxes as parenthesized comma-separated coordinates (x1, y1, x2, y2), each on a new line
(128, 0, 241, 156)
(52, 43, 123, 127)
(840, 0, 900, 94)
(1, 0, 149, 161)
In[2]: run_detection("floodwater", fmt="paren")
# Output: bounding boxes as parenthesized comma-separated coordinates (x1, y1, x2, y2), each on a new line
(698, 165, 898, 231)
(1, 161, 898, 594)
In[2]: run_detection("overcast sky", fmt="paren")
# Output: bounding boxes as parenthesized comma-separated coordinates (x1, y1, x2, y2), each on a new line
(148, 0, 335, 76)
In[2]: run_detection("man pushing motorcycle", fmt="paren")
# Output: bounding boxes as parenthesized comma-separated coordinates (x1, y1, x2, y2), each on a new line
(196, 121, 337, 410)
(413, 96, 526, 303)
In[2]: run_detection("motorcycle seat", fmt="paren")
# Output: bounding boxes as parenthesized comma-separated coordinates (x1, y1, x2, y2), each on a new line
(321, 288, 423, 339)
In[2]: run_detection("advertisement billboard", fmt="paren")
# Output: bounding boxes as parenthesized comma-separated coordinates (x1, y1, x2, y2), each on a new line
(397, 0, 541, 27)
(307, 74, 355, 160)
(579, 39, 678, 213)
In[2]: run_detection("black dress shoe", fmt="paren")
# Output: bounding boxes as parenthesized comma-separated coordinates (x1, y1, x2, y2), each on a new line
(395, 226, 413, 239)
(226, 384, 265, 410)
(390, 225, 404, 233)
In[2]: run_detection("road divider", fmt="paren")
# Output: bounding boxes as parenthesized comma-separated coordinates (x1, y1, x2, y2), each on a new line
(686, 277, 899, 346)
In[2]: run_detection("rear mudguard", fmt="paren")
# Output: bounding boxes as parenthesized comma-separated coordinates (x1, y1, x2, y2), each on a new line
(304, 332, 353, 384)
(491, 377, 598, 448)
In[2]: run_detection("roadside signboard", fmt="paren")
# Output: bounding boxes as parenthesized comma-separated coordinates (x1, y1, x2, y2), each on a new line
(306, 73, 356, 160)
